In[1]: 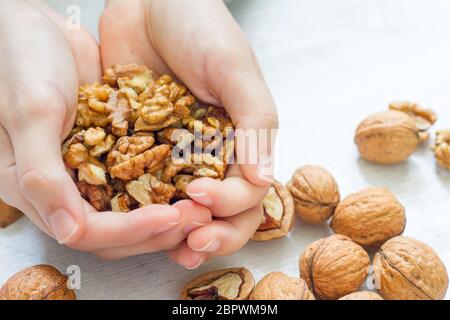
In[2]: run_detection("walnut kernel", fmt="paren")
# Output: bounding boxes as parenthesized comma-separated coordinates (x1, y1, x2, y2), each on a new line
(432, 130, 450, 169)
(0, 199, 23, 228)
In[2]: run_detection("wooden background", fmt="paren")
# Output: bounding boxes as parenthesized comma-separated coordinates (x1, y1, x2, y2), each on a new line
(1, 0, 449, 299)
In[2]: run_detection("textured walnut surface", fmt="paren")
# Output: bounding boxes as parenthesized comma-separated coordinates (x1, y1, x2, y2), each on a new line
(299, 234, 370, 300)
(0, 265, 76, 300)
(331, 187, 406, 247)
(0, 199, 23, 228)
(355, 110, 421, 164)
(63, 64, 234, 211)
(251, 180, 295, 241)
(374, 236, 448, 300)
(180, 268, 255, 300)
(339, 291, 383, 300)
(250, 272, 315, 300)
(287, 165, 340, 224)
(432, 130, 450, 169)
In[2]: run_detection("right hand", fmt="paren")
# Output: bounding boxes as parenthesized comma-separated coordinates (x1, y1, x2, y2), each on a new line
(0, 0, 209, 257)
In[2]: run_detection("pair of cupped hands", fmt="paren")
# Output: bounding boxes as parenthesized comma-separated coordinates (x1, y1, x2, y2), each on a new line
(0, 0, 278, 269)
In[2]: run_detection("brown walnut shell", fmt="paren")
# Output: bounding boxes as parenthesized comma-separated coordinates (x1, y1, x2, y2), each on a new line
(330, 187, 406, 247)
(299, 234, 370, 300)
(0, 199, 23, 228)
(180, 268, 255, 300)
(250, 272, 315, 300)
(251, 180, 295, 241)
(0, 265, 76, 300)
(373, 236, 448, 300)
(339, 291, 383, 300)
(286, 165, 340, 224)
(355, 110, 420, 164)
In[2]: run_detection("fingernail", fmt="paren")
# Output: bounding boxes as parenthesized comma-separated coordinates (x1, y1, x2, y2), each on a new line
(184, 256, 205, 270)
(153, 209, 182, 235)
(257, 155, 274, 185)
(193, 238, 221, 253)
(183, 222, 207, 236)
(48, 210, 79, 244)
(186, 192, 213, 207)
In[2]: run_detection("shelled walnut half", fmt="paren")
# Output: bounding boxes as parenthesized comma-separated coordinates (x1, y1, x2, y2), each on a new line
(0, 199, 23, 228)
(299, 234, 370, 300)
(373, 236, 448, 300)
(0, 265, 76, 300)
(432, 130, 450, 169)
(250, 272, 315, 300)
(287, 165, 340, 224)
(331, 187, 406, 247)
(181, 268, 255, 300)
(251, 181, 295, 241)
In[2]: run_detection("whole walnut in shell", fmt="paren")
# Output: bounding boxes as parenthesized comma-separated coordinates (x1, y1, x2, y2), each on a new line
(373, 236, 448, 300)
(355, 110, 423, 164)
(339, 291, 383, 300)
(181, 268, 254, 300)
(251, 180, 295, 241)
(286, 165, 340, 224)
(299, 234, 370, 300)
(330, 187, 406, 247)
(0, 265, 76, 300)
(250, 272, 315, 300)
(0, 199, 23, 228)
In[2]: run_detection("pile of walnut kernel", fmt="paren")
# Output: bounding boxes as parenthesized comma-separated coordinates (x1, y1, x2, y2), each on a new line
(62, 64, 234, 212)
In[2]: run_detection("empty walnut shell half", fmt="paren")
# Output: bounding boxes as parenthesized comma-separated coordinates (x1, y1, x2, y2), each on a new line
(0, 265, 76, 300)
(250, 272, 315, 300)
(373, 236, 448, 300)
(0, 199, 23, 228)
(330, 187, 406, 247)
(299, 234, 370, 300)
(339, 291, 383, 300)
(355, 110, 422, 164)
(181, 268, 255, 300)
(251, 180, 295, 241)
(287, 165, 340, 224)
(432, 130, 450, 169)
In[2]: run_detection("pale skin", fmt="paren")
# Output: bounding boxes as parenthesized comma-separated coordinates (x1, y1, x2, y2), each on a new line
(0, 0, 278, 269)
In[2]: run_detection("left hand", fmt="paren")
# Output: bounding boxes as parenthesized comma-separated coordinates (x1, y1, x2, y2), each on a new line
(100, 0, 279, 268)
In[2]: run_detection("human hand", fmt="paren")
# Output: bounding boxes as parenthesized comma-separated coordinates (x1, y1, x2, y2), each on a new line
(0, 0, 203, 257)
(100, 0, 279, 268)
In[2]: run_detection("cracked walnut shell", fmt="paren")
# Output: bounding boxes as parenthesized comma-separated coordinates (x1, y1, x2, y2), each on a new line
(0, 199, 23, 228)
(299, 234, 370, 300)
(331, 187, 406, 247)
(355, 110, 424, 164)
(339, 291, 383, 300)
(181, 268, 255, 300)
(251, 180, 295, 242)
(250, 272, 315, 300)
(287, 165, 340, 224)
(432, 130, 450, 169)
(0, 265, 76, 300)
(373, 236, 448, 300)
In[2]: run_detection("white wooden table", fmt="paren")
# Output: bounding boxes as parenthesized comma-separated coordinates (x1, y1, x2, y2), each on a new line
(1, 0, 449, 300)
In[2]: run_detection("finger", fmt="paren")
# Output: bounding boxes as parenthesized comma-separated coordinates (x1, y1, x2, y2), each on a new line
(68, 203, 181, 252)
(186, 204, 263, 256)
(7, 110, 88, 245)
(92, 200, 212, 260)
(99, 0, 173, 76)
(0, 124, 50, 234)
(168, 242, 207, 270)
(28, 0, 102, 84)
(186, 172, 267, 217)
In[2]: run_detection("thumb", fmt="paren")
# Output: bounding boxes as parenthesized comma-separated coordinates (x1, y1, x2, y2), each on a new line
(9, 120, 86, 244)
(217, 70, 279, 187)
